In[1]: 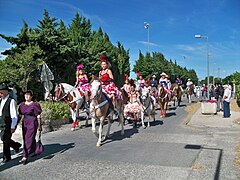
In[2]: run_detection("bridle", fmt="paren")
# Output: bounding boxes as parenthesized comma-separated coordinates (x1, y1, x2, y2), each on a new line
(141, 91, 151, 111)
(90, 80, 108, 111)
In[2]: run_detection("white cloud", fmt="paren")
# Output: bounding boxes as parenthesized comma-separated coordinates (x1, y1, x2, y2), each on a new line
(138, 41, 160, 47)
(47, 1, 104, 24)
(176, 44, 196, 51)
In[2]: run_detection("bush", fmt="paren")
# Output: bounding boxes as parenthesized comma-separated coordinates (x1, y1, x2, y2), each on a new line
(39, 101, 70, 130)
(236, 84, 240, 107)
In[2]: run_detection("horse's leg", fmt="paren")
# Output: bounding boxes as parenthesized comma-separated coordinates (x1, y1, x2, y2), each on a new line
(119, 112, 125, 135)
(96, 118, 104, 147)
(152, 106, 156, 122)
(159, 102, 163, 118)
(140, 106, 146, 128)
(178, 96, 181, 106)
(147, 111, 150, 127)
(75, 101, 81, 129)
(71, 109, 77, 131)
(91, 117, 96, 134)
(105, 118, 112, 139)
(163, 102, 167, 117)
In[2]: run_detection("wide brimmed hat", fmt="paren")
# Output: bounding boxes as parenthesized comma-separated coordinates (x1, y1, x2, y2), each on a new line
(152, 75, 156, 78)
(160, 72, 167, 76)
(223, 84, 228, 89)
(0, 83, 9, 91)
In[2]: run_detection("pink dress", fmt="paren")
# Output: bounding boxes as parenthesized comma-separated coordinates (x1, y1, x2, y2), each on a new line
(77, 77, 91, 93)
(124, 92, 141, 118)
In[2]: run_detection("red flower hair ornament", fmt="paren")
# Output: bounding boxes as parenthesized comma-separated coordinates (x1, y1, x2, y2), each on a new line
(100, 55, 107, 62)
(77, 64, 84, 70)
(125, 74, 129, 80)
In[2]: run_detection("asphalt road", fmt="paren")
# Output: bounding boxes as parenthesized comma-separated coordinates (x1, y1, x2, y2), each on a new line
(0, 96, 238, 180)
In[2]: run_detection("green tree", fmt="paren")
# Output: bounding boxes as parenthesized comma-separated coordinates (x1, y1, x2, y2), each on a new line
(0, 45, 43, 91)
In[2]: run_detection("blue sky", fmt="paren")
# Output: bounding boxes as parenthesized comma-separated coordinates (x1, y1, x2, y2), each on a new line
(0, 0, 239, 80)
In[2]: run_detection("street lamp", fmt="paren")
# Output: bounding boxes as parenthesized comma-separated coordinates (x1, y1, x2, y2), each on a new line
(195, 34, 210, 100)
(144, 22, 150, 53)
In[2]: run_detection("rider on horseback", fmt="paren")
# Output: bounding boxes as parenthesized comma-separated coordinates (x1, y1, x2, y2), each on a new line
(186, 78, 193, 91)
(175, 76, 184, 93)
(99, 54, 122, 119)
(159, 72, 172, 99)
(75, 64, 91, 108)
(137, 73, 145, 90)
(124, 83, 142, 122)
(150, 75, 158, 96)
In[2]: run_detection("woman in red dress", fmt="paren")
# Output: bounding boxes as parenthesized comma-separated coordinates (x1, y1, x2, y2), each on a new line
(99, 55, 122, 110)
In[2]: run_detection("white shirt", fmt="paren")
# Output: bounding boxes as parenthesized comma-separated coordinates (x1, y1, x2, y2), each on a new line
(0, 94, 18, 129)
(223, 88, 231, 102)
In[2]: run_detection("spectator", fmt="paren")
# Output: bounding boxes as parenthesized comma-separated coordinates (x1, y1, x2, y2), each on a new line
(0, 83, 21, 163)
(18, 90, 42, 165)
(223, 85, 231, 118)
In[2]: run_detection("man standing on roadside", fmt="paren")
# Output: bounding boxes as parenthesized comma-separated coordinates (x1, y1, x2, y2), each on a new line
(223, 84, 231, 118)
(0, 83, 21, 163)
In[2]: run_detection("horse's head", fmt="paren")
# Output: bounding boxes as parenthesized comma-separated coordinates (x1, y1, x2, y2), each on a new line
(158, 84, 165, 96)
(54, 83, 66, 101)
(172, 84, 179, 97)
(141, 88, 149, 101)
(187, 84, 194, 95)
(90, 79, 102, 100)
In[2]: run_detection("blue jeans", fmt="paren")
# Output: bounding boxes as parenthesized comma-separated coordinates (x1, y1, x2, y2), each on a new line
(223, 101, 230, 117)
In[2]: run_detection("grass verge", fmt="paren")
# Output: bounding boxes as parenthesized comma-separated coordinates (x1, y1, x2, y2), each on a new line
(235, 145, 240, 167)
(181, 102, 201, 128)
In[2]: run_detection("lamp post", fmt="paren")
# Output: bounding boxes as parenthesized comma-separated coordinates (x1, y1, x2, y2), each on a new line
(195, 34, 210, 100)
(144, 22, 150, 53)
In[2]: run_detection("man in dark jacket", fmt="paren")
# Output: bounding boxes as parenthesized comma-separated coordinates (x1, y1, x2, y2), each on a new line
(0, 83, 21, 163)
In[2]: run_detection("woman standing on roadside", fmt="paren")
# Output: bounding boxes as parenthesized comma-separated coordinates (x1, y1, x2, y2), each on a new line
(18, 90, 42, 165)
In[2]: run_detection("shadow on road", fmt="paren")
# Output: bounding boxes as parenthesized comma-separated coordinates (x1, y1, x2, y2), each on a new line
(0, 142, 75, 172)
(101, 127, 139, 146)
(165, 112, 176, 117)
(185, 144, 223, 180)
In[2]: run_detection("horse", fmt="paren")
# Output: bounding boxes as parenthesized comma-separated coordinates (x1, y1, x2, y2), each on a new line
(140, 87, 155, 128)
(157, 84, 169, 118)
(54, 83, 89, 131)
(171, 83, 183, 107)
(120, 88, 129, 106)
(186, 84, 194, 103)
(90, 79, 124, 147)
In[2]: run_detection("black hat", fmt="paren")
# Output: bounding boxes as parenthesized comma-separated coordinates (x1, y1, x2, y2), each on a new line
(0, 83, 9, 91)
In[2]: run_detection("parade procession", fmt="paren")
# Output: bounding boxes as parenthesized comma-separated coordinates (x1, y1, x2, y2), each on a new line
(1, 1, 240, 180)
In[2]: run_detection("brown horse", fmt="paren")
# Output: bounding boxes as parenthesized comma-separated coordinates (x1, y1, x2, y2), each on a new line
(171, 83, 183, 107)
(157, 84, 169, 118)
(186, 84, 194, 103)
(54, 83, 89, 131)
(120, 88, 129, 106)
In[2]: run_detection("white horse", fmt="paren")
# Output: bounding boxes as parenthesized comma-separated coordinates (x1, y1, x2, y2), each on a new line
(90, 79, 124, 147)
(54, 83, 89, 131)
(140, 88, 155, 128)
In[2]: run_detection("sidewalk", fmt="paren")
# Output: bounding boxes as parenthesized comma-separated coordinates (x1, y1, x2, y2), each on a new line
(187, 101, 240, 179)
(188, 106, 240, 129)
